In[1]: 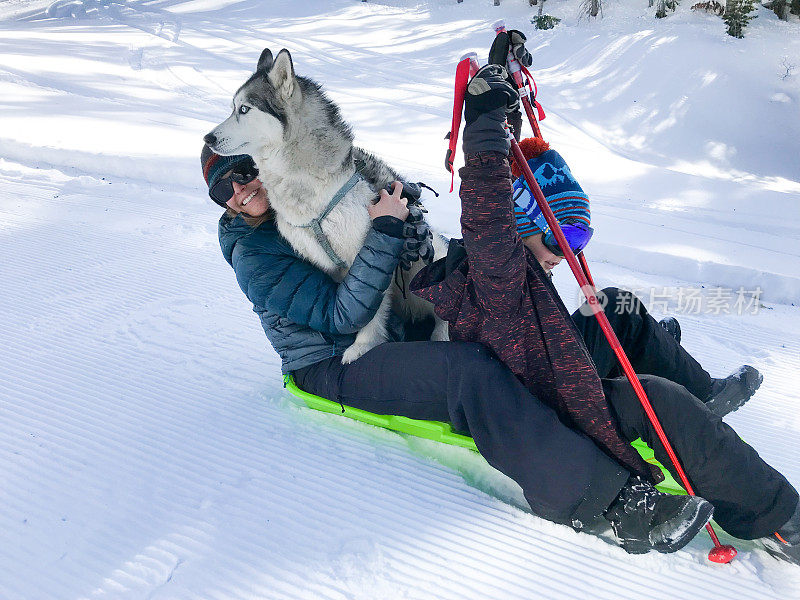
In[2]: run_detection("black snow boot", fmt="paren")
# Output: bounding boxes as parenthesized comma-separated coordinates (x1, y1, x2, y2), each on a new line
(761, 501, 800, 566)
(604, 476, 714, 555)
(658, 317, 681, 344)
(704, 365, 763, 418)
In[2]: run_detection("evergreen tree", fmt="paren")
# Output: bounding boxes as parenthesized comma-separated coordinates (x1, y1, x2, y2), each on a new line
(723, 0, 757, 38)
(765, 0, 789, 19)
(791, 0, 800, 15)
(656, 0, 679, 18)
(580, 0, 601, 17)
(532, 0, 561, 29)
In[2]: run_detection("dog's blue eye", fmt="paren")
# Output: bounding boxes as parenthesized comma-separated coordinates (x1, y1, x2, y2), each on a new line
(239, 105, 250, 115)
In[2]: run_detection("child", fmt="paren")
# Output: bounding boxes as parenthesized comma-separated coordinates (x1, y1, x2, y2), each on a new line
(509, 140, 762, 419)
(409, 62, 799, 561)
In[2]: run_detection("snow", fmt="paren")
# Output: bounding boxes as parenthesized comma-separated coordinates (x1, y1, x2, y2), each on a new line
(0, 0, 799, 598)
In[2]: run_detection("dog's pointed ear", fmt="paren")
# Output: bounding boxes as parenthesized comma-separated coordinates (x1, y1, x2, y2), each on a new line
(268, 49, 296, 99)
(257, 48, 273, 72)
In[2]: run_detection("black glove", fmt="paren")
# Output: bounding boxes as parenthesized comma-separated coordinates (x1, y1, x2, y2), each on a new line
(384, 179, 421, 204)
(488, 30, 530, 143)
(463, 64, 519, 156)
(507, 108, 523, 142)
(399, 204, 435, 271)
(383, 180, 438, 206)
(488, 29, 533, 69)
(509, 30, 533, 67)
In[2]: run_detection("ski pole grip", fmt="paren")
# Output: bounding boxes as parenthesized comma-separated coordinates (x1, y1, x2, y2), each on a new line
(467, 55, 480, 77)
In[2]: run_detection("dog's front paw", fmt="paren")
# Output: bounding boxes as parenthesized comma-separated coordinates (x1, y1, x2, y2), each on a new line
(341, 342, 374, 364)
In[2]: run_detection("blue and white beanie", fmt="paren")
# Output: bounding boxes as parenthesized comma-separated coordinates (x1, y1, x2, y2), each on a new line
(512, 148, 591, 239)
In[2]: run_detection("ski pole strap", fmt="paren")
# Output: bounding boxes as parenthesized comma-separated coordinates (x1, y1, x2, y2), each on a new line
(507, 48, 546, 125)
(520, 64, 546, 121)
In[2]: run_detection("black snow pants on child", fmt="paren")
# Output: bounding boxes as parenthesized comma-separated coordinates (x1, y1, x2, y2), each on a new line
(570, 288, 797, 538)
(571, 287, 713, 401)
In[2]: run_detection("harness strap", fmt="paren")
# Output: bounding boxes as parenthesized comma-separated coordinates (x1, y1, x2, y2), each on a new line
(298, 168, 364, 270)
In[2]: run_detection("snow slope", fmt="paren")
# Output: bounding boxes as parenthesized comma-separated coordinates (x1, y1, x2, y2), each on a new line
(0, 1, 799, 598)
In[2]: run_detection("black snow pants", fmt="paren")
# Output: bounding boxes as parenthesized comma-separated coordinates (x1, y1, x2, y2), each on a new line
(571, 287, 713, 401)
(294, 294, 799, 539)
(293, 341, 630, 528)
(572, 287, 798, 538)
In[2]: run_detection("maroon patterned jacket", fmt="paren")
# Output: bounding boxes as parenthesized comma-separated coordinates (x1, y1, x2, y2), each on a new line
(411, 152, 654, 480)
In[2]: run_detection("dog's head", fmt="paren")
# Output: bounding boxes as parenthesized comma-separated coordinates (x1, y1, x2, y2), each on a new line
(204, 48, 301, 157)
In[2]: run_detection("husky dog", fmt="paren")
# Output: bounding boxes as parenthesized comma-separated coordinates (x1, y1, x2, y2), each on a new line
(205, 48, 448, 363)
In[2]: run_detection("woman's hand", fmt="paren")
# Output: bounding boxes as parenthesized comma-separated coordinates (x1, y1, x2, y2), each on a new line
(368, 181, 409, 222)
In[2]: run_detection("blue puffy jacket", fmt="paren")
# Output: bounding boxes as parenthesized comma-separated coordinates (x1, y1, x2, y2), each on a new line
(218, 213, 405, 373)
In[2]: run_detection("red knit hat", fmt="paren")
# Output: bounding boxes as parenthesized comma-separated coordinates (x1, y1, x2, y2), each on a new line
(510, 137, 550, 179)
(200, 144, 252, 190)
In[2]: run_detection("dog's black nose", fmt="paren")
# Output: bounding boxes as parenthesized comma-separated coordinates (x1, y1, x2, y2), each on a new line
(203, 133, 217, 145)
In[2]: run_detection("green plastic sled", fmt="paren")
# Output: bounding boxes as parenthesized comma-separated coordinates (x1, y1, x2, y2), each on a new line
(284, 374, 684, 495)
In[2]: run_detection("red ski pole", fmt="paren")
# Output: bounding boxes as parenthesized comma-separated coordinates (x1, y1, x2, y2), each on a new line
(578, 253, 595, 288)
(493, 21, 543, 140)
(468, 47, 736, 562)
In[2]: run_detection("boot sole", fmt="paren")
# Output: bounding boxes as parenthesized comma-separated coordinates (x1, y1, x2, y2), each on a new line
(707, 366, 764, 417)
(762, 536, 800, 566)
(621, 498, 714, 555)
(749, 368, 764, 394)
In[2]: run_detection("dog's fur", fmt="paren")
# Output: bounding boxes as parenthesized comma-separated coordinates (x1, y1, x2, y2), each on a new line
(205, 48, 448, 362)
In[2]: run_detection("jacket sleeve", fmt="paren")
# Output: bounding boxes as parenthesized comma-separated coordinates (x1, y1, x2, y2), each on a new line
(233, 226, 405, 335)
(458, 151, 528, 312)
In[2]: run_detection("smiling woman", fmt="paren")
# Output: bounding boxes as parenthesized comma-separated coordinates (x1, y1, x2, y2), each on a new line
(225, 176, 271, 222)
(201, 145, 272, 226)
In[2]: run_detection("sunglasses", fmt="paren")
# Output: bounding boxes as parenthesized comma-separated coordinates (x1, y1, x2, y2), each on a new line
(542, 221, 594, 257)
(209, 159, 260, 208)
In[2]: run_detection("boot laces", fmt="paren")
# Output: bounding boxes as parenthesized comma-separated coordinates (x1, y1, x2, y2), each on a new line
(620, 476, 659, 515)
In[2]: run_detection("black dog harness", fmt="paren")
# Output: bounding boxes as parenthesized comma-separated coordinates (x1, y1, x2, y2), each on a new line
(297, 160, 437, 273)
(296, 168, 364, 270)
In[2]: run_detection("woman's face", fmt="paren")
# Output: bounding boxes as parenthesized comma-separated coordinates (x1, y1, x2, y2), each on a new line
(222, 170, 270, 217)
(522, 233, 563, 274)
